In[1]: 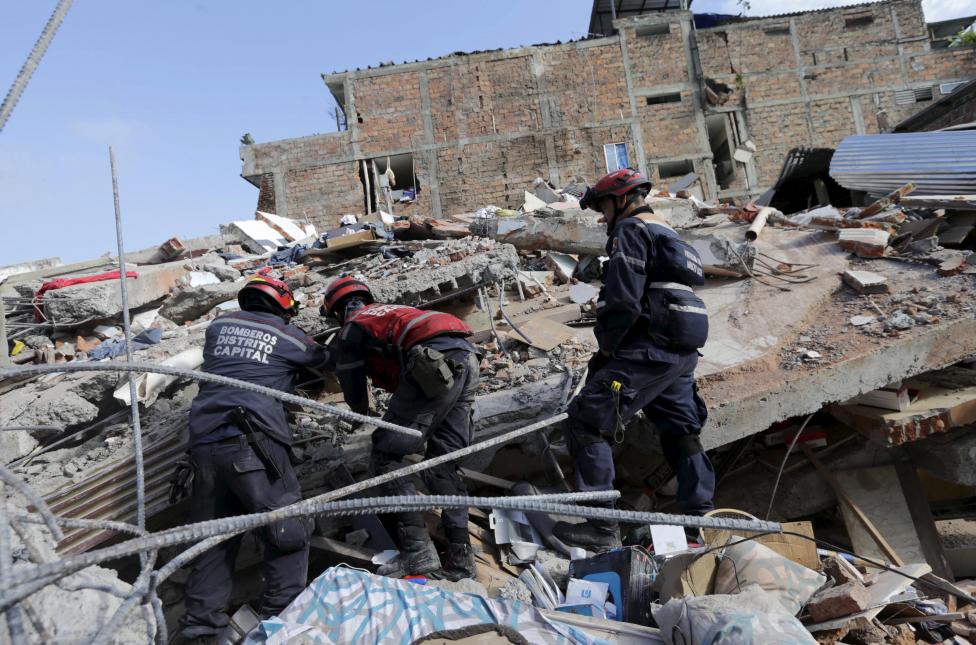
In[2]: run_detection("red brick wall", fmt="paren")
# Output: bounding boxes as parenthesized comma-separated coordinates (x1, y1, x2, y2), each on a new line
(285, 162, 363, 230)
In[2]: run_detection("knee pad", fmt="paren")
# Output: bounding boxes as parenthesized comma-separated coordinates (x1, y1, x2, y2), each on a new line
(265, 516, 311, 553)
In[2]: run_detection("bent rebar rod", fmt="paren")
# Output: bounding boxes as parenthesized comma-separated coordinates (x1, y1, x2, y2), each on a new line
(1, 362, 425, 438)
(2, 492, 782, 609)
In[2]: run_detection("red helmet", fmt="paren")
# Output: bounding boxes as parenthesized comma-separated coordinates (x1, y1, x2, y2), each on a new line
(579, 168, 652, 211)
(238, 275, 299, 315)
(322, 276, 373, 317)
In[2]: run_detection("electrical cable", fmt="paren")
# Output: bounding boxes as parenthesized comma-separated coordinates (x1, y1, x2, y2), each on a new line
(764, 412, 816, 520)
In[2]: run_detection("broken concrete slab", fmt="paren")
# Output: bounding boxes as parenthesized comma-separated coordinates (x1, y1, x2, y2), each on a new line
(256, 210, 316, 242)
(646, 196, 701, 229)
(699, 250, 976, 452)
(838, 228, 890, 258)
(367, 241, 519, 306)
(506, 317, 577, 352)
(543, 253, 577, 284)
(472, 211, 606, 257)
(829, 367, 976, 447)
(39, 262, 191, 325)
(569, 283, 599, 305)
(158, 280, 241, 324)
(842, 270, 888, 294)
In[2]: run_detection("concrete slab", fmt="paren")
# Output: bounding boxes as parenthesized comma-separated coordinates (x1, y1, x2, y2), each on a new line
(696, 228, 850, 377)
(700, 255, 976, 449)
(40, 262, 191, 324)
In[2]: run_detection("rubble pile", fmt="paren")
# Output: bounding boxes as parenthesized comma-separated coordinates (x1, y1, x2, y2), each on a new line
(3, 160, 976, 644)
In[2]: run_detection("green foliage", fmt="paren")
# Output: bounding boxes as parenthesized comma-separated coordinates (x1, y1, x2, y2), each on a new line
(951, 27, 976, 47)
(240, 132, 255, 146)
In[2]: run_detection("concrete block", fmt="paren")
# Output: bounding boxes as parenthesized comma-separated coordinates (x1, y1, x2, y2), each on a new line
(842, 270, 888, 294)
(159, 281, 241, 324)
(806, 582, 869, 623)
(41, 262, 191, 324)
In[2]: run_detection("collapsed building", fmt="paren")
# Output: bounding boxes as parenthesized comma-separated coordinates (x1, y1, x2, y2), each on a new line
(3, 1, 976, 644)
(241, 0, 975, 227)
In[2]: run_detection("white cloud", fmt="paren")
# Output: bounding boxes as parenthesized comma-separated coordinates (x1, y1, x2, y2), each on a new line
(922, 0, 976, 22)
(699, 0, 976, 22)
(72, 118, 154, 146)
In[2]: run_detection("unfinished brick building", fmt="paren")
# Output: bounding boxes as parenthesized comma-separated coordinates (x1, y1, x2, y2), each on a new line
(240, 0, 976, 230)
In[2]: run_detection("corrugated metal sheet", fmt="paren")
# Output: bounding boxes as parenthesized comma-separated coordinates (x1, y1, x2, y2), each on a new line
(829, 131, 976, 195)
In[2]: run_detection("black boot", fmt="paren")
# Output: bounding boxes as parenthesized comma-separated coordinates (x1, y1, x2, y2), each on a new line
(376, 525, 441, 578)
(553, 519, 621, 551)
(429, 543, 477, 581)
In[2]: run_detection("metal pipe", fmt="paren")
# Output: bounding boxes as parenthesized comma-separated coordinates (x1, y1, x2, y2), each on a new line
(745, 207, 773, 241)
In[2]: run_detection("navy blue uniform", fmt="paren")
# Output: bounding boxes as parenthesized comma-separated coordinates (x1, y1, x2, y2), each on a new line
(181, 310, 328, 640)
(566, 209, 715, 515)
(189, 310, 329, 446)
(335, 320, 479, 544)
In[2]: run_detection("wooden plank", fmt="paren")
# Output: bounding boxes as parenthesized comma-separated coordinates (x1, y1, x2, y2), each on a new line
(894, 457, 954, 581)
(900, 195, 976, 211)
(802, 445, 904, 566)
(834, 465, 923, 566)
(309, 535, 378, 567)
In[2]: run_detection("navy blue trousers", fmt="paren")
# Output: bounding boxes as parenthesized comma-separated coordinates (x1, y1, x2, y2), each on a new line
(180, 433, 310, 639)
(567, 350, 715, 515)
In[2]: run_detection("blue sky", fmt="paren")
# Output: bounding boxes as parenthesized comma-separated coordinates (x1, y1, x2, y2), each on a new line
(1, 0, 973, 267)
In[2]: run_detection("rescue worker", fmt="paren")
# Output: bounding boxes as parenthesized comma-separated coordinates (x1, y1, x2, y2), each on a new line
(180, 275, 328, 644)
(552, 168, 714, 551)
(320, 277, 480, 581)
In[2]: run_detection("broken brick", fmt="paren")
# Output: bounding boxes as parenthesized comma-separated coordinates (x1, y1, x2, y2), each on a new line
(806, 582, 870, 623)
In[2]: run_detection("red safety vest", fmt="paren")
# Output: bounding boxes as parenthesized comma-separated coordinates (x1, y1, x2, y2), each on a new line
(346, 304, 472, 391)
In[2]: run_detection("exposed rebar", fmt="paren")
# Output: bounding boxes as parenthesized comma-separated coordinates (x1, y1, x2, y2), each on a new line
(0, 0, 73, 133)
(0, 362, 424, 439)
(109, 147, 147, 538)
(1, 490, 782, 610)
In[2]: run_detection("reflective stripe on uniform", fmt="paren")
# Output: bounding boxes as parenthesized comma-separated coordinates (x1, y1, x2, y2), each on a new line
(220, 317, 307, 351)
(596, 300, 606, 309)
(336, 359, 365, 371)
(684, 249, 703, 266)
(648, 281, 694, 292)
(395, 311, 437, 348)
(612, 253, 645, 269)
(668, 303, 708, 315)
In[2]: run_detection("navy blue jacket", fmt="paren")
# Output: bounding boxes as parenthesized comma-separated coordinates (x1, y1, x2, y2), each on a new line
(596, 209, 707, 363)
(189, 310, 329, 447)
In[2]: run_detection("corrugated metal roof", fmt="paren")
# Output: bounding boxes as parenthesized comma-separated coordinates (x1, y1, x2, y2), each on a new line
(829, 132, 976, 195)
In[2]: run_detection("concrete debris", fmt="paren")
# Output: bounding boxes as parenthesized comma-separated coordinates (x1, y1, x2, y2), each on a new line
(158, 280, 241, 324)
(842, 270, 888, 294)
(4, 53, 976, 645)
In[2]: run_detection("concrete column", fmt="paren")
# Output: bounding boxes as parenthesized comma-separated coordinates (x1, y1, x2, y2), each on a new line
(682, 16, 719, 200)
(789, 18, 817, 144)
(419, 70, 443, 217)
(617, 29, 649, 173)
(272, 170, 289, 218)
